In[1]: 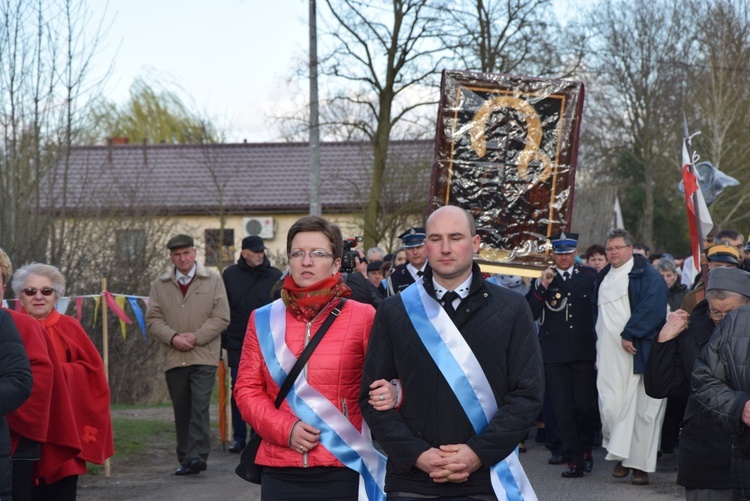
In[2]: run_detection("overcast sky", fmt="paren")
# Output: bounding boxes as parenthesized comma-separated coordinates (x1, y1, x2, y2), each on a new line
(90, 0, 579, 143)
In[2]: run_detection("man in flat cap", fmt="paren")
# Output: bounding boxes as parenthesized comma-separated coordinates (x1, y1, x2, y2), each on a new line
(386, 226, 427, 296)
(692, 268, 750, 499)
(527, 231, 598, 478)
(646, 267, 750, 499)
(221, 235, 281, 453)
(146, 234, 230, 476)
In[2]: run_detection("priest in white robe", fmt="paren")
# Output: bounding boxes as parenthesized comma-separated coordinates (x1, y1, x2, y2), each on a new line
(595, 229, 668, 486)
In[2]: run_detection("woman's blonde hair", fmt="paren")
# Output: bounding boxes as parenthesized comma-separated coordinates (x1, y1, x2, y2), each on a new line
(0, 248, 12, 286)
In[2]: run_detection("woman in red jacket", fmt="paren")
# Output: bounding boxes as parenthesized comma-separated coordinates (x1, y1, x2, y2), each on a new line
(11, 263, 114, 501)
(234, 216, 395, 500)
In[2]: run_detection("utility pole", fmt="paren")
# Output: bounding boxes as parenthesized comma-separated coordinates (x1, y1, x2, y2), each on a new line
(309, 0, 321, 216)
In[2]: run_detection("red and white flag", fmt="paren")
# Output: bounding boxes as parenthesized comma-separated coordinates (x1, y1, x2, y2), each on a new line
(682, 139, 713, 271)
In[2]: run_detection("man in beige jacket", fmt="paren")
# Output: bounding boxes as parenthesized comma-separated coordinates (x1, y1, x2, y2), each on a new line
(146, 234, 230, 476)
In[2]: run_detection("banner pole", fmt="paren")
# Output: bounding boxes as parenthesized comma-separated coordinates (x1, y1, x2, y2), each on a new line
(101, 278, 111, 478)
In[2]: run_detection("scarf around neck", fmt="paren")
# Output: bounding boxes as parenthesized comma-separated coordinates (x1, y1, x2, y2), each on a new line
(281, 273, 350, 322)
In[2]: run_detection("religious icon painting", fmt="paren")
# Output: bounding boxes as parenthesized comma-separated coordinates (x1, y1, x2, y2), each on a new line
(429, 70, 585, 276)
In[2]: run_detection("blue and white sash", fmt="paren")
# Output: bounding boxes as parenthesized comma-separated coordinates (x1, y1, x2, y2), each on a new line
(254, 299, 386, 501)
(400, 282, 538, 501)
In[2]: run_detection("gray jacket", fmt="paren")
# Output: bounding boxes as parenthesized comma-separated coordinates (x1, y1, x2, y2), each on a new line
(692, 303, 750, 455)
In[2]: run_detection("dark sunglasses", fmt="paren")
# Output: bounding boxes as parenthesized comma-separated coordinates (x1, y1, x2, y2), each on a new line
(22, 287, 55, 297)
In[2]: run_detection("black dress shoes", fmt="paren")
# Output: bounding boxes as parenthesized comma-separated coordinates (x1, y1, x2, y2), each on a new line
(229, 440, 246, 453)
(187, 457, 207, 473)
(584, 453, 594, 473)
(548, 454, 566, 465)
(561, 465, 584, 478)
(175, 464, 196, 476)
(175, 457, 207, 476)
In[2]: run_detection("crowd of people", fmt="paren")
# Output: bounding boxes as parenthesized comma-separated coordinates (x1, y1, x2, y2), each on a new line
(529, 226, 750, 501)
(7, 211, 750, 500)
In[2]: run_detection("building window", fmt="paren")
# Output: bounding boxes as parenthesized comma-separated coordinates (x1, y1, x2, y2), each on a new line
(205, 229, 235, 267)
(116, 229, 146, 265)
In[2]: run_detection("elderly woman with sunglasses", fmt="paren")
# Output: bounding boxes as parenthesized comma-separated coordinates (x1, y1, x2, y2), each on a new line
(234, 216, 396, 500)
(12, 263, 113, 501)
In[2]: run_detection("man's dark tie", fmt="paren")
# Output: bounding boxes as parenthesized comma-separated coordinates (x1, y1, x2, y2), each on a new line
(417, 270, 424, 277)
(442, 291, 460, 317)
(563, 271, 570, 281)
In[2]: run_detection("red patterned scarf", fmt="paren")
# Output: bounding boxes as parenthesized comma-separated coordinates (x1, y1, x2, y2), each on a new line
(281, 273, 351, 322)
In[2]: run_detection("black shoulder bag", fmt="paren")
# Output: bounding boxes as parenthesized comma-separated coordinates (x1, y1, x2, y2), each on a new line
(235, 298, 346, 484)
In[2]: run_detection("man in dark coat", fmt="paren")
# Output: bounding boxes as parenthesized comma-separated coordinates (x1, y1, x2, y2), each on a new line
(221, 235, 282, 452)
(360, 206, 543, 499)
(527, 232, 598, 478)
(0, 309, 33, 500)
(386, 226, 427, 296)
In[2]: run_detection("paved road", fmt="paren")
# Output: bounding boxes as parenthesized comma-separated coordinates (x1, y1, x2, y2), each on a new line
(80, 432, 682, 500)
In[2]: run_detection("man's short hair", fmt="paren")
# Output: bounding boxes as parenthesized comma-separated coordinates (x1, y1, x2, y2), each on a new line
(714, 229, 743, 244)
(604, 228, 633, 246)
(366, 247, 386, 261)
(286, 216, 343, 260)
(584, 244, 605, 259)
(426, 206, 477, 236)
(633, 243, 650, 256)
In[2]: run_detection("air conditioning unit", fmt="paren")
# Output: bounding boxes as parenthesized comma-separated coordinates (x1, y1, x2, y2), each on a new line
(243, 216, 275, 239)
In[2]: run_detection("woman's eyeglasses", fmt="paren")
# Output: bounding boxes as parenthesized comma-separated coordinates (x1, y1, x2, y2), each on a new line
(22, 287, 55, 297)
(288, 250, 334, 261)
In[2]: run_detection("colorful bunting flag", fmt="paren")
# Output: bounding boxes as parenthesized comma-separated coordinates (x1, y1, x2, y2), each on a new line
(127, 297, 148, 340)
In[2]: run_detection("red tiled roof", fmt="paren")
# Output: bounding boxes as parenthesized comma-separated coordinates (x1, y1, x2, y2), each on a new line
(42, 140, 433, 215)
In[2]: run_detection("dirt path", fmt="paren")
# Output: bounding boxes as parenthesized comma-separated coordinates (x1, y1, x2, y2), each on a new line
(78, 404, 260, 501)
(78, 405, 680, 500)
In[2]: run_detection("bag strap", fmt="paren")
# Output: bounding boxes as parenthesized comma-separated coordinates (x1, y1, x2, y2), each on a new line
(273, 298, 346, 409)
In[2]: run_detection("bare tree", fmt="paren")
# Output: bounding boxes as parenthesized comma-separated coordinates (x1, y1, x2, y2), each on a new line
(687, 0, 750, 228)
(0, 0, 110, 269)
(317, 0, 446, 249)
(436, 0, 586, 78)
(584, 0, 691, 248)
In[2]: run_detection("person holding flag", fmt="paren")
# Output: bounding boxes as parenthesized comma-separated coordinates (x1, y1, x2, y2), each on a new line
(360, 205, 543, 500)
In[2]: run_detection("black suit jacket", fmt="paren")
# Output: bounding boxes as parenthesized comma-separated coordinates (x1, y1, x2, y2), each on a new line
(386, 263, 416, 296)
(360, 263, 543, 496)
(526, 265, 597, 364)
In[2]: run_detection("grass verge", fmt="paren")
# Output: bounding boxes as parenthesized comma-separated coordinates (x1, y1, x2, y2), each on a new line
(112, 417, 173, 456)
(87, 417, 173, 475)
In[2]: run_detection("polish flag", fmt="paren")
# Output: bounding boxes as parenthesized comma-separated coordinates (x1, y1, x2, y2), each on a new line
(682, 139, 713, 271)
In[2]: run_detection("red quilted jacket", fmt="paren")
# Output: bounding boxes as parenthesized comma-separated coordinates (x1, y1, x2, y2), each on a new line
(234, 298, 375, 467)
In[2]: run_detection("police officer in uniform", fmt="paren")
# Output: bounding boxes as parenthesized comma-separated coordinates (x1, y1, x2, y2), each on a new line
(386, 226, 427, 296)
(527, 232, 598, 478)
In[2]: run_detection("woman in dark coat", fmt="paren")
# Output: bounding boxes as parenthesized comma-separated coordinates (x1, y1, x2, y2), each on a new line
(653, 258, 689, 455)
(655, 258, 688, 312)
(645, 267, 749, 500)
